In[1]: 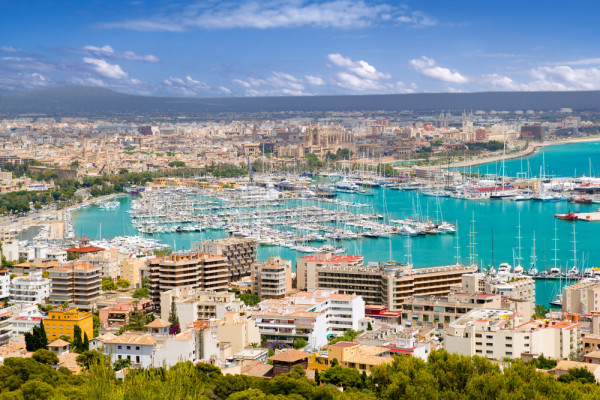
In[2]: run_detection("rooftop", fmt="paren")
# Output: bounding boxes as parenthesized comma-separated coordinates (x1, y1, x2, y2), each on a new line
(269, 349, 311, 363)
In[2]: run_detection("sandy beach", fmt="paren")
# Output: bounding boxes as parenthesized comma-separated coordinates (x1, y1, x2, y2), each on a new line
(444, 135, 600, 169)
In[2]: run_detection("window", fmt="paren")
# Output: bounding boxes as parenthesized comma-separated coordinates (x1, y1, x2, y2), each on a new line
(127, 346, 131, 350)
(118, 355, 122, 360)
(118, 345, 122, 350)
(359, 364, 366, 370)
(136, 346, 140, 350)
(136, 356, 140, 363)
(506, 344, 512, 348)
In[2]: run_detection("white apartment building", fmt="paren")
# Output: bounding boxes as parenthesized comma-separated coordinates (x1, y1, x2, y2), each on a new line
(444, 309, 581, 360)
(460, 273, 535, 302)
(9, 270, 51, 304)
(253, 290, 365, 349)
(562, 280, 600, 314)
(0, 270, 9, 299)
(102, 332, 156, 369)
(160, 288, 244, 328)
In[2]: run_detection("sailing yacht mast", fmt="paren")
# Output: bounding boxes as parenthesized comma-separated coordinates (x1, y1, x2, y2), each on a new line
(516, 213, 523, 267)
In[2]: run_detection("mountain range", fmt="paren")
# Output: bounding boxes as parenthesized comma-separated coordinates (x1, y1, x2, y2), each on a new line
(1, 86, 599, 117)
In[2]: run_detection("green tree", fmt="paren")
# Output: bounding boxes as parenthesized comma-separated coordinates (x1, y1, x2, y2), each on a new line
(532, 304, 550, 319)
(32, 349, 59, 365)
(101, 277, 117, 291)
(72, 325, 83, 353)
(293, 338, 308, 350)
(116, 278, 130, 289)
(132, 287, 149, 298)
(314, 369, 320, 385)
(76, 350, 105, 370)
(557, 367, 596, 384)
(82, 332, 89, 352)
(21, 380, 55, 400)
(168, 298, 181, 335)
(168, 160, 186, 168)
(367, 322, 373, 331)
(113, 358, 132, 371)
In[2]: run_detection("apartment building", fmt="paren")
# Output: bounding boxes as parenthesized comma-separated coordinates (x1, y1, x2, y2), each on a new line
(160, 288, 243, 328)
(195, 238, 257, 281)
(253, 290, 365, 349)
(299, 257, 478, 311)
(48, 261, 101, 311)
(9, 270, 51, 304)
(251, 256, 292, 299)
(211, 312, 261, 354)
(148, 253, 229, 306)
(296, 253, 364, 292)
(80, 249, 128, 280)
(443, 309, 581, 360)
(0, 270, 9, 300)
(44, 307, 94, 341)
(401, 293, 503, 330)
(562, 281, 600, 314)
(460, 273, 536, 302)
(120, 258, 145, 288)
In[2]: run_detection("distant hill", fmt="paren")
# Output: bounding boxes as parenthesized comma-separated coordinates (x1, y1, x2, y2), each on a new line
(1, 86, 599, 117)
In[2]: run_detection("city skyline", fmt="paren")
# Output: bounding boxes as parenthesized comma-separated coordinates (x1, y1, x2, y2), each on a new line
(3, 0, 600, 97)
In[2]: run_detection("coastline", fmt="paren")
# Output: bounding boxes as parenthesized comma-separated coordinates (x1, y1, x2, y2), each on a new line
(445, 135, 600, 169)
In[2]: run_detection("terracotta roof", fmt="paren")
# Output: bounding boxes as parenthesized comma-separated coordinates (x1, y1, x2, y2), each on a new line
(49, 339, 70, 348)
(330, 341, 356, 348)
(65, 246, 105, 253)
(58, 352, 81, 374)
(145, 318, 171, 328)
(242, 363, 274, 378)
(584, 351, 600, 359)
(103, 333, 156, 346)
(269, 349, 311, 363)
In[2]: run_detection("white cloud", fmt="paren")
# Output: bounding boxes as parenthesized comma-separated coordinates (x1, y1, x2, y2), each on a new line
(163, 75, 211, 95)
(397, 10, 437, 27)
(68, 76, 105, 87)
(528, 66, 600, 90)
(218, 86, 231, 94)
(99, 1, 427, 31)
(0, 46, 22, 53)
(83, 57, 128, 79)
(305, 75, 325, 85)
(481, 73, 523, 91)
(409, 56, 468, 83)
(328, 53, 390, 80)
(325, 52, 412, 93)
(232, 71, 305, 95)
(83, 45, 159, 62)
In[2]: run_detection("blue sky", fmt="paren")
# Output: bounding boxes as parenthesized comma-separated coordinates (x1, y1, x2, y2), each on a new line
(2, 0, 600, 97)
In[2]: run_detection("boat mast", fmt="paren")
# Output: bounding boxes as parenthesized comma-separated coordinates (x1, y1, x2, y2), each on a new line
(530, 231, 537, 270)
(455, 221, 460, 265)
(516, 213, 523, 267)
(552, 221, 559, 272)
(571, 223, 578, 273)
(469, 211, 477, 266)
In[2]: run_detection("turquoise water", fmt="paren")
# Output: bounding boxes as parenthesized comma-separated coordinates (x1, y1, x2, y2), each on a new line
(465, 139, 600, 178)
(72, 189, 596, 307)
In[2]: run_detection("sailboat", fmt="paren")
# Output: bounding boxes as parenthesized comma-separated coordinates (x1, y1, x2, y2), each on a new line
(527, 232, 538, 276)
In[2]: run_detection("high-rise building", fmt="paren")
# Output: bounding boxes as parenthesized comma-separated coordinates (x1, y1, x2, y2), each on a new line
(194, 238, 257, 282)
(0, 270, 9, 300)
(298, 255, 477, 311)
(48, 261, 101, 311)
(251, 257, 292, 299)
(520, 123, 545, 140)
(148, 253, 229, 306)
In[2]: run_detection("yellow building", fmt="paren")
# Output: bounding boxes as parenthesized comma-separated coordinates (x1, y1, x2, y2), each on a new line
(44, 307, 94, 341)
(120, 258, 144, 288)
(326, 342, 392, 373)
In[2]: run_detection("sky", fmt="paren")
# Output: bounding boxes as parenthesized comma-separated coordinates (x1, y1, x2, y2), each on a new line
(2, 0, 600, 97)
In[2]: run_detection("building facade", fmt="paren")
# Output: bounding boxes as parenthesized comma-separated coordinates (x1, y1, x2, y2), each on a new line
(48, 261, 101, 311)
(195, 238, 257, 282)
(9, 270, 51, 304)
(251, 257, 292, 299)
(44, 307, 94, 341)
(148, 253, 229, 306)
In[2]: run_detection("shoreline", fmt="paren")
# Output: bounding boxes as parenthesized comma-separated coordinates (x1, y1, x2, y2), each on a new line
(446, 135, 600, 169)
